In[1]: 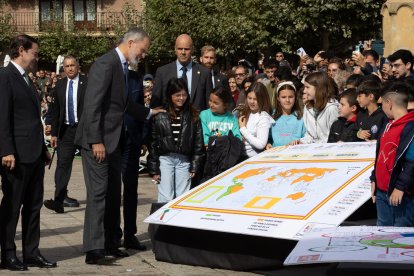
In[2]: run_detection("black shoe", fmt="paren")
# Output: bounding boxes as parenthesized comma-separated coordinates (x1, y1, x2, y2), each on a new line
(85, 249, 115, 265)
(123, 236, 147, 251)
(24, 254, 57, 268)
(1, 256, 28, 271)
(63, 195, 80, 207)
(44, 199, 64, 213)
(106, 248, 129, 258)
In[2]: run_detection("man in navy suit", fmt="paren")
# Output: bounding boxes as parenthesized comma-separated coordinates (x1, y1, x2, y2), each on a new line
(43, 56, 87, 213)
(118, 69, 147, 251)
(150, 34, 213, 111)
(0, 34, 56, 271)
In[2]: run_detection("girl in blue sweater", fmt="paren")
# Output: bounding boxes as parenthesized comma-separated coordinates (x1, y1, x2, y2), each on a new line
(267, 81, 306, 148)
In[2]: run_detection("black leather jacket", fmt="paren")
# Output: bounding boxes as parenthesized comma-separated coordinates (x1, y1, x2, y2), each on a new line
(147, 108, 205, 175)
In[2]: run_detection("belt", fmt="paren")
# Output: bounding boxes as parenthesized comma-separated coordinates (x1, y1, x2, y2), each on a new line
(65, 123, 78, 127)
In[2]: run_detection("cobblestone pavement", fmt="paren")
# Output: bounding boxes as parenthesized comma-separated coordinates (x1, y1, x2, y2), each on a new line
(0, 158, 257, 275)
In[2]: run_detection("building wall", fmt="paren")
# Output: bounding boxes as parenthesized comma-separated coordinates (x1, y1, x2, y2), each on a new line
(100, 0, 143, 12)
(382, 0, 414, 56)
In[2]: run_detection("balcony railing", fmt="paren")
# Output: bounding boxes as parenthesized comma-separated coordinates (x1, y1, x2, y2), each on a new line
(7, 11, 138, 34)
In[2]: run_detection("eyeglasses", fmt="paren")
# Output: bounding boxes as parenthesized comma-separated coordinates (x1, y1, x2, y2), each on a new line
(391, 63, 404, 68)
(235, 73, 245, 77)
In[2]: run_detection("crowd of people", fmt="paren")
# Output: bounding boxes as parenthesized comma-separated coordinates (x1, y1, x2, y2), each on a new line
(1, 27, 414, 271)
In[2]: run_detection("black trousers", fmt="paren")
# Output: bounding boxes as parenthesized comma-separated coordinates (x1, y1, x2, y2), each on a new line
(120, 133, 141, 238)
(81, 146, 122, 252)
(54, 124, 78, 203)
(0, 157, 44, 259)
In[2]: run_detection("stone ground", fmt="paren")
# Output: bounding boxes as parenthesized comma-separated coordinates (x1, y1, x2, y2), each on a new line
(0, 158, 258, 276)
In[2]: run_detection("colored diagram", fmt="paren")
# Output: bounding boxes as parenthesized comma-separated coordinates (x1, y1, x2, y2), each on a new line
(285, 226, 414, 265)
(173, 160, 373, 219)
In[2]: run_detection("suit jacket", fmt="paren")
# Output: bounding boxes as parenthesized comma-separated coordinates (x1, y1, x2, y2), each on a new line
(50, 74, 88, 138)
(150, 61, 213, 111)
(124, 70, 146, 146)
(0, 63, 46, 163)
(212, 70, 228, 89)
(75, 49, 150, 154)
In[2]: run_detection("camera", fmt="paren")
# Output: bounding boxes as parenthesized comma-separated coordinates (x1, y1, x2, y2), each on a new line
(306, 63, 316, 72)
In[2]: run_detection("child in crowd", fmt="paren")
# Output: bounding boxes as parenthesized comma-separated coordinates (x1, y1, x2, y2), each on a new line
(267, 81, 306, 148)
(200, 86, 242, 146)
(294, 72, 339, 144)
(147, 78, 205, 202)
(239, 82, 274, 157)
(328, 88, 360, 142)
(370, 82, 414, 226)
(356, 80, 388, 141)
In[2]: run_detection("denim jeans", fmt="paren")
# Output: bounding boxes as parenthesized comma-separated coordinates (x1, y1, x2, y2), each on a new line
(158, 153, 191, 203)
(376, 189, 414, 226)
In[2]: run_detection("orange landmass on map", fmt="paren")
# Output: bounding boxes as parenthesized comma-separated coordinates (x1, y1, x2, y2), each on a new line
(216, 183, 243, 200)
(277, 168, 336, 184)
(235, 168, 270, 180)
(287, 192, 305, 200)
(266, 175, 277, 181)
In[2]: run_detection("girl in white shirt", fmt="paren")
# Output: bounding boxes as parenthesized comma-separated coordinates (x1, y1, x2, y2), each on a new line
(238, 82, 274, 157)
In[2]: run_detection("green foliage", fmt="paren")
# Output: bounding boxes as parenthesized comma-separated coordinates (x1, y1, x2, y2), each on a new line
(143, 0, 270, 59)
(39, 24, 117, 67)
(269, 0, 383, 52)
(143, 0, 383, 58)
(0, 4, 17, 53)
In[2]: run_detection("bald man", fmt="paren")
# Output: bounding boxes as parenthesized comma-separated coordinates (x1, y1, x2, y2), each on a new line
(150, 34, 213, 111)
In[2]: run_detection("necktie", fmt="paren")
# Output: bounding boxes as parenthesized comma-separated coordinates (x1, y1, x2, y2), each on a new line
(123, 62, 129, 96)
(68, 79, 75, 126)
(22, 73, 30, 86)
(181, 66, 188, 84)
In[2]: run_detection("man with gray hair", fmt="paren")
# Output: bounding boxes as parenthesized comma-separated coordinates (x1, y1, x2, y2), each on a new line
(75, 27, 164, 265)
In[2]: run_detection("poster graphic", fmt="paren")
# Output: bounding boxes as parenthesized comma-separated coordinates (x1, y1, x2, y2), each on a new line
(145, 142, 376, 240)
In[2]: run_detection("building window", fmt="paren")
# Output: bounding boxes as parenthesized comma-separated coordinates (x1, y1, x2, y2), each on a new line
(40, 0, 63, 22)
(74, 0, 96, 22)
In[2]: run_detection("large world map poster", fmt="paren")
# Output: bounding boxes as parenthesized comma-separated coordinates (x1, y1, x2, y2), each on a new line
(145, 142, 376, 240)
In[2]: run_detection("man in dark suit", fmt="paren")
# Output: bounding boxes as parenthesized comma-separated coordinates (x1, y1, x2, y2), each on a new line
(75, 27, 163, 265)
(118, 69, 147, 251)
(150, 34, 213, 111)
(0, 34, 56, 271)
(43, 56, 87, 213)
(200, 45, 228, 89)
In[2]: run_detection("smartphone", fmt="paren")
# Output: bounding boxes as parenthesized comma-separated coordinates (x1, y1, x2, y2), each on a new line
(296, 47, 307, 57)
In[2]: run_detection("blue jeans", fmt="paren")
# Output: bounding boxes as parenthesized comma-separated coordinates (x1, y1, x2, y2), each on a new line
(376, 189, 414, 226)
(158, 153, 191, 203)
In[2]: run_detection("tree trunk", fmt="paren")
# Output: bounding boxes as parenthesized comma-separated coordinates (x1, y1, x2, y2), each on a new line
(322, 31, 330, 51)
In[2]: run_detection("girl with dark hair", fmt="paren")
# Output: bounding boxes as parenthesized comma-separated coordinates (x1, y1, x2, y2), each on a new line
(147, 78, 204, 202)
(238, 82, 274, 157)
(267, 81, 305, 148)
(200, 86, 242, 146)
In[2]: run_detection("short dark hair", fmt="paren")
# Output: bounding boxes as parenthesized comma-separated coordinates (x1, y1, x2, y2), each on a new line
(363, 49, 379, 61)
(339, 88, 359, 113)
(357, 80, 382, 101)
(402, 78, 414, 103)
(346, 74, 364, 88)
(381, 81, 411, 108)
(9, 34, 39, 59)
(388, 49, 413, 72)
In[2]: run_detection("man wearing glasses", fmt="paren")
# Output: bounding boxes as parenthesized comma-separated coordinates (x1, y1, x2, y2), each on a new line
(388, 49, 414, 80)
(275, 52, 285, 62)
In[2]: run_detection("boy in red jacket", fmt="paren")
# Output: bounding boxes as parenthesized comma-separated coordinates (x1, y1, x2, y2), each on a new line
(370, 82, 414, 226)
